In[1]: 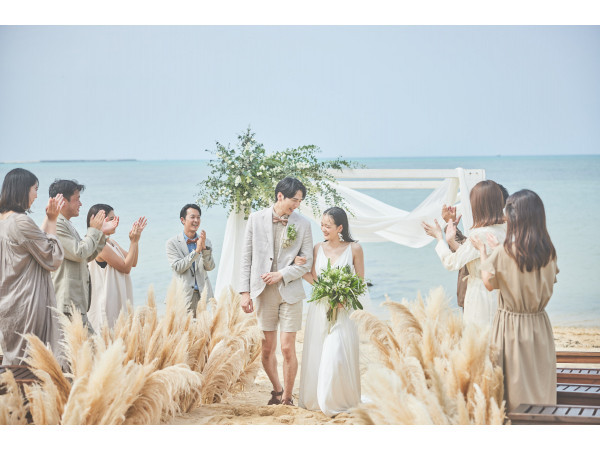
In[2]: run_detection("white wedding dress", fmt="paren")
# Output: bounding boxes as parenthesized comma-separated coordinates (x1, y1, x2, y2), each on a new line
(298, 244, 361, 416)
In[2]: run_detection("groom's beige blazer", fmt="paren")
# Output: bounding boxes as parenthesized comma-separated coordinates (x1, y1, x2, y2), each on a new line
(239, 206, 313, 303)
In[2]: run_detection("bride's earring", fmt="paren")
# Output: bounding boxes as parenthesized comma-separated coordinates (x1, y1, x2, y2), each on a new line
(338, 231, 344, 242)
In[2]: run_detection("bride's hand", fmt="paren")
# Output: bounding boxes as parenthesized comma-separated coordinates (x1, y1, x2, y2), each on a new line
(294, 256, 307, 266)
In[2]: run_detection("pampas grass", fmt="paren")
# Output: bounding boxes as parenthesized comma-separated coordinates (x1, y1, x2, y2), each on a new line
(0, 371, 29, 424)
(0, 280, 261, 425)
(351, 287, 505, 425)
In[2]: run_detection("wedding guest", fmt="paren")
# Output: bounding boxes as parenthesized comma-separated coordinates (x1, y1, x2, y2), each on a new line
(473, 189, 558, 412)
(239, 177, 313, 406)
(87, 204, 147, 331)
(166, 204, 215, 316)
(441, 184, 508, 310)
(0, 168, 64, 364)
(49, 179, 117, 333)
(440, 205, 468, 310)
(422, 180, 506, 327)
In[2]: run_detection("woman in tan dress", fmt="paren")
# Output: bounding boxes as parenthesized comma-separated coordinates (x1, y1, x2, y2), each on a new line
(472, 189, 558, 412)
(0, 168, 65, 365)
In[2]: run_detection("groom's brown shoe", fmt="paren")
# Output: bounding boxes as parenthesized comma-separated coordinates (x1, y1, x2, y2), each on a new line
(281, 398, 294, 406)
(268, 389, 284, 405)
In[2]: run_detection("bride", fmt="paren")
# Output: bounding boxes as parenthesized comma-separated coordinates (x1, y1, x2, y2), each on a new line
(294, 207, 364, 416)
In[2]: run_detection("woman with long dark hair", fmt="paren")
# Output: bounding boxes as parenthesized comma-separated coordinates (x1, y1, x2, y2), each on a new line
(472, 189, 558, 411)
(86, 203, 146, 330)
(295, 206, 365, 416)
(423, 180, 507, 326)
(0, 168, 65, 364)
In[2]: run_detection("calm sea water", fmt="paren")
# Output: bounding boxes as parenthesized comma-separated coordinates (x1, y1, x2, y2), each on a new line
(2, 156, 599, 327)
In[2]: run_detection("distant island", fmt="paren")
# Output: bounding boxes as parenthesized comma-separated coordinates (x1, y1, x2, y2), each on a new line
(40, 159, 138, 163)
(1, 159, 138, 164)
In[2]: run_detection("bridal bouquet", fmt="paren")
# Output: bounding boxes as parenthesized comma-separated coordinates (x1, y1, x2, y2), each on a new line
(308, 260, 368, 332)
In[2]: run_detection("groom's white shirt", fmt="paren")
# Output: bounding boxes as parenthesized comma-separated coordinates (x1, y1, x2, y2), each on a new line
(239, 206, 313, 303)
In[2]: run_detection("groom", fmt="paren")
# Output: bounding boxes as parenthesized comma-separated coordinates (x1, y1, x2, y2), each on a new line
(239, 177, 313, 406)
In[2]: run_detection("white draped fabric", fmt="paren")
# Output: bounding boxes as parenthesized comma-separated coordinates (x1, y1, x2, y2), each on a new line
(215, 168, 482, 299)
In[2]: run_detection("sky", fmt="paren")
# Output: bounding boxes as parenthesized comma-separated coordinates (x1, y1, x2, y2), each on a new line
(1, 25, 599, 161)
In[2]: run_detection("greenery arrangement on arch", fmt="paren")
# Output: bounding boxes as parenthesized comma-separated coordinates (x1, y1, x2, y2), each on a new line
(197, 127, 359, 218)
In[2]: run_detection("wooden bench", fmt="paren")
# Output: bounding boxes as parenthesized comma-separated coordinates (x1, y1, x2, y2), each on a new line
(509, 404, 600, 425)
(556, 383, 600, 406)
(557, 367, 600, 384)
(556, 351, 600, 364)
(0, 365, 38, 395)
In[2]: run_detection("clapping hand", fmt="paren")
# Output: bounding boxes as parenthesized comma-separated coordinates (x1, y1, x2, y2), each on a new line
(470, 235, 485, 251)
(422, 219, 443, 240)
(445, 214, 462, 242)
(129, 216, 147, 243)
(101, 215, 119, 235)
(89, 210, 106, 230)
(487, 233, 500, 249)
(45, 194, 65, 221)
(441, 204, 457, 223)
(195, 230, 207, 252)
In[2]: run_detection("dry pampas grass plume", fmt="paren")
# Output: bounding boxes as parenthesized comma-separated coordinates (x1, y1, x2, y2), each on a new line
(350, 287, 505, 425)
(0, 371, 29, 424)
(2, 279, 262, 424)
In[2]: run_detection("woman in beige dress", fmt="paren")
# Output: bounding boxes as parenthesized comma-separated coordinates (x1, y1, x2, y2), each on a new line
(472, 189, 558, 412)
(86, 204, 146, 330)
(0, 168, 65, 364)
(423, 180, 506, 327)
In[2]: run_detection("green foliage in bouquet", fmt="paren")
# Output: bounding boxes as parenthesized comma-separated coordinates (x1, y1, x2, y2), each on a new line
(308, 259, 368, 331)
(196, 127, 359, 218)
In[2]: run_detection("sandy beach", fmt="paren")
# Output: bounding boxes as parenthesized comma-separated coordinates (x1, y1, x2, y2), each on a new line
(168, 325, 600, 425)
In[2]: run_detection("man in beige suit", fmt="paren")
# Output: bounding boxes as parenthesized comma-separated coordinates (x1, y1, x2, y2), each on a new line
(240, 177, 313, 406)
(166, 203, 215, 316)
(49, 180, 117, 333)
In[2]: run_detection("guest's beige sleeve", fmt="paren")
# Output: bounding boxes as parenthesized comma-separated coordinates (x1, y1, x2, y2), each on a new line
(480, 246, 500, 289)
(56, 219, 105, 263)
(166, 237, 198, 274)
(201, 238, 215, 271)
(18, 214, 64, 271)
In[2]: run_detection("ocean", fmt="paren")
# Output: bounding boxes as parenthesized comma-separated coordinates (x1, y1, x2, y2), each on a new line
(2, 155, 599, 327)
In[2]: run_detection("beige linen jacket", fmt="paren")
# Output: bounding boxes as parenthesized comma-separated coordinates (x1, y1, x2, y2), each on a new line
(51, 214, 106, 316)
(166, 234, 215, 304)
(239, 206, 313, 304)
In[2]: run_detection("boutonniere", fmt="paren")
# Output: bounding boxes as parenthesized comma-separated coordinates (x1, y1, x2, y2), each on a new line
(282, 224, 297, 248)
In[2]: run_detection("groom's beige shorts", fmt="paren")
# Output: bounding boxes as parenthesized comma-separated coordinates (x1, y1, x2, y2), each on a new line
(255, 284, 302, 332)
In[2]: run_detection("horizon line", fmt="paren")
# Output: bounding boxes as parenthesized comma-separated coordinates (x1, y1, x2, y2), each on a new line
(1, 153, 600, 164)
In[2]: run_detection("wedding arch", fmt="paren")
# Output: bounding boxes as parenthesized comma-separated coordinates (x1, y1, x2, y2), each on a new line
(213, 167, 485, 299)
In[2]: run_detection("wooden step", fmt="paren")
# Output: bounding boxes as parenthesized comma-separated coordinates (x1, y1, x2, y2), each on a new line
(557, 367, 600, 384)
(556, 351, 600, 364)
(509, 403, 600, 425)
(557, 383, 600, 407)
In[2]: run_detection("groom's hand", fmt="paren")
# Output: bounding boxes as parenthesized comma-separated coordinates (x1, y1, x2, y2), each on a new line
(261, 271, 283, 285)
(241, 292, 253, 313)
